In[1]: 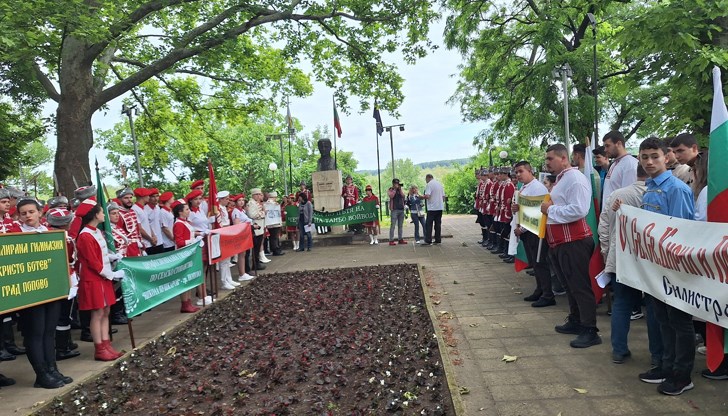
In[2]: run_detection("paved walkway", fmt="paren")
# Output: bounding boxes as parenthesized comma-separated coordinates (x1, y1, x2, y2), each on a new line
(2, 215, 726, 415)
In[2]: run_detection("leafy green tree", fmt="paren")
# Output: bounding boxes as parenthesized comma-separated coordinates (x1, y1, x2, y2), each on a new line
(0, 101, 46, 181)
(0, 0, 438, 196)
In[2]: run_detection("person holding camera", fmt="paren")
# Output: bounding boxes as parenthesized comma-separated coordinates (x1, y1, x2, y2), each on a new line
(387, 179, 407, 245)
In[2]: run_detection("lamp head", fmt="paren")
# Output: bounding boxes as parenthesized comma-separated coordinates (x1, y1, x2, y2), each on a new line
(399, 125, 405, 132)
(587, 13, 597, 27)
(499, 150, 508, 160)
(269, 162, 278, 171)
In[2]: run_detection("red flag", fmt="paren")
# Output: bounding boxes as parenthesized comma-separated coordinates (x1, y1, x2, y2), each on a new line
(207, 159, 220, 229)
(333, 97, 342, 138)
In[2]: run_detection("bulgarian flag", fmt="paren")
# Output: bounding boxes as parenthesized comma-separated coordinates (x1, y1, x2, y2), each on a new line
(705, 66, 728, 371)
(333, 97, 342, 138)
(583, 137, 605, 304)
(94, 159, 116, 253)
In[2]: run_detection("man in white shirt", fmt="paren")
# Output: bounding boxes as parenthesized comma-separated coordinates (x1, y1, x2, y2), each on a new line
(131, 188, 156, 253)
(541, 144, 600, 348)
(144, 188, 165, 255)
(421, 174, 445, 245)
(158, 191, 176, 252)
(511, 161, 553, 307)
(601, 130, 638, 209)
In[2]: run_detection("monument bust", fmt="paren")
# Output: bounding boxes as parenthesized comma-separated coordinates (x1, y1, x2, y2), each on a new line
(316, 139, 336, 171)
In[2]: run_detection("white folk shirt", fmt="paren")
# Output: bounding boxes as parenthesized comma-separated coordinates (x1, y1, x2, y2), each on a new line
(131, 203, 153, 248)
(145, 204, 164, 247)
(601, 154, 638, 209)
(159, 207, 175, 249)
(424, 179, 445, 211)
(547, 167, 591, 225)
(232, 208, 252, 224)
(188, 207, 212, 232)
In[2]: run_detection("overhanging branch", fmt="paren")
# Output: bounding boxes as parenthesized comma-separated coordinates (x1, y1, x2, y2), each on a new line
(32, 63, 60, 102)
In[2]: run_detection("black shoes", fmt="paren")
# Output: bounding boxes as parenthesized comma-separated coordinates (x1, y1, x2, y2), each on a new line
(502, 256, 515, 263)
(110, 312, 129, 325)
(526, 270, 536, 276)
(555, 317, 581, 335)
(612, 351, 631, 364)
(639, 366, 669, 384)
(272, 252, 286, 256)
(531, 298, 556, 308)
(48, 365, 73, 384)
(34, 371, 65, 389)
(256, 263, 267, 270)
(570, 327, 602, 348)
(701, 366, 728, 380)
(523, 292, 541, 302)
(657, 376, 694, 395)
(0, 349, 15, 361)
(0, 373, 15, 387)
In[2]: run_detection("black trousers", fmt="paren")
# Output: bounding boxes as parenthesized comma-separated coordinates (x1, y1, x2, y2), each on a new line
(549, 237, 597, 328)
(268, 227, 282, 254)
(521, 231, 552, 299)
(425, 210, 443, 243)
(20, 300, 61, 374)
(252, 234, 264, 269)
(145, 244, 165, 255)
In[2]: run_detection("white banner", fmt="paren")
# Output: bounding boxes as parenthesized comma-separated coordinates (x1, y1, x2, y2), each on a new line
(616, 205, 728, 329)
(516, 192, 548, 238)
(264, 202, 282, 227)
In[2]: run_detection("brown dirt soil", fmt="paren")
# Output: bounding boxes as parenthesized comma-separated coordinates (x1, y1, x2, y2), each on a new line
(35, 264, 455, 415)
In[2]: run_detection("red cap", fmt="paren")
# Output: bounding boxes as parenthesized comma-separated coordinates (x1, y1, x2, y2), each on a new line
(159, 191, 174, 203)
(171, 198, 186, 209)
(230, 194, 242, 201)
(190, 179, 205, 190)
(148, 188, 160, 196)
(133, 188, 151, 197)
(185, 190, 203, 201)
(74, 198, 98, 217)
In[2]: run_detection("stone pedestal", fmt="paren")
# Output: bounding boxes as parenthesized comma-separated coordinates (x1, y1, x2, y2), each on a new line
(312, 170, 344, 234)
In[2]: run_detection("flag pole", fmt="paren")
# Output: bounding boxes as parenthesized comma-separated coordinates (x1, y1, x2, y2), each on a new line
(376, 124, 382, 221)
(332, 95, 338, 170)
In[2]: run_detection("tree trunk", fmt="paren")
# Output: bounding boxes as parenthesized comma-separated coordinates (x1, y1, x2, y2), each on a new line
(53, 36, 97, 197)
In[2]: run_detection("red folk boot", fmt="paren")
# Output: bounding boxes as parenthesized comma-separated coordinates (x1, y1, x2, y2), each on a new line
(180, 300, 200, 313)
(94, 342, 118, 361)
(103, 340, 124, 359)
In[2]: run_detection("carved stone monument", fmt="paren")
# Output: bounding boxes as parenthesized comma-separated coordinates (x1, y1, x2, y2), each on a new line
(312, 139, 343, 233)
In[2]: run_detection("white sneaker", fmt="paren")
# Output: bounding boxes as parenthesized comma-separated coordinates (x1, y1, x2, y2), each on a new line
(230, 280, 241, 287)
(195, 295, 214, 306)
(374, 239, 379, 245)
(416, 240, 423, 244)
(239, 273, 255, 281)
(370, 240, 375, 245)
(220, 282, 236, 290)
(259, 257, 271, 263)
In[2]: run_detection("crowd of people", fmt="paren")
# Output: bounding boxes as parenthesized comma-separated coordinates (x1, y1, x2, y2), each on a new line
(474, 131, 716, 396)
(0, 178, 323, 389)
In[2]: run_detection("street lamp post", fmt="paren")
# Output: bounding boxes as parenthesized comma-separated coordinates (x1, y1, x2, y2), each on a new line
(383, 124, 405, 179)
(587, 12, 599, 144)
(268, 162, 278, 189)
(553, 63, 573, 158)
(266, 134, 288, 195)
(121, 104, 144, 186)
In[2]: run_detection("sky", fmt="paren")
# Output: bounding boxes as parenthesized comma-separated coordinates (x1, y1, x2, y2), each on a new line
(42, 19, 485, 178)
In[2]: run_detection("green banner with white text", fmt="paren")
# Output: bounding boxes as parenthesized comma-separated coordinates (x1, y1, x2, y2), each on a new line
(118, 243, 204, 318)
(286, 201, 378, 227)
(0, 231, 71, 314)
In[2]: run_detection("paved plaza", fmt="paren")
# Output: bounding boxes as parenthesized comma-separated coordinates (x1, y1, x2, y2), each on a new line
(2, 215, 726, 415)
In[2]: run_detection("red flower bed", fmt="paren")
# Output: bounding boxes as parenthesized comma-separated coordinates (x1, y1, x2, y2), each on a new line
(37, 264, 454, 415)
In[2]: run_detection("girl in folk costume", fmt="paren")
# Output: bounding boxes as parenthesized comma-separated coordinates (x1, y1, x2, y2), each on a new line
(282, 194, 299, 251)
(45, 208, 81, 362)
(9, 200, 73, 388)
(231, 195, 255, 281)
(74, 199, 125, 362)
(362, 185, 380, 245)
(246, 188, 268, 267)
(173, 199, 209, 310)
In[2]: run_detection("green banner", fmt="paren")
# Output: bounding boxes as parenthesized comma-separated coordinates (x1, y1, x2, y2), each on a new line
(118, 243, 204, 318)
(286, 202, 378, 226)
(285, 205, 299, 227)
(0, 231, 71, 314)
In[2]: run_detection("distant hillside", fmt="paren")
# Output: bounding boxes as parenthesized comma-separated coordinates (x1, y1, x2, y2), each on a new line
(356, 158, 470, 175)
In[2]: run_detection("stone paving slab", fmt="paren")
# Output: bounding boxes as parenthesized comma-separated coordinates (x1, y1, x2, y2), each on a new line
(2, 215, 727, 415)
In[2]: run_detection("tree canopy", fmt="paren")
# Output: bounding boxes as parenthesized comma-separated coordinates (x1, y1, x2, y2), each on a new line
(0, 0, 438, 195)
(442, 0, 728, 151)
